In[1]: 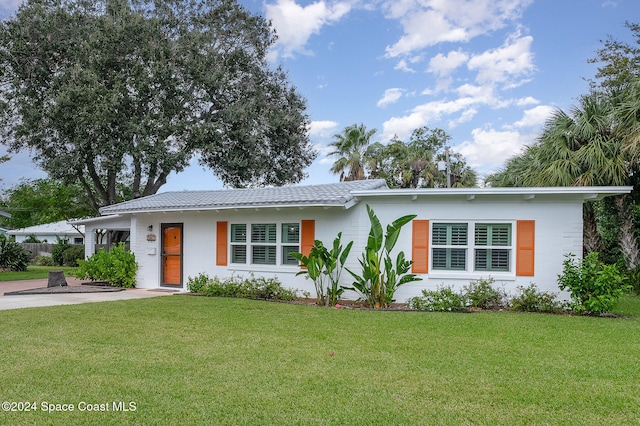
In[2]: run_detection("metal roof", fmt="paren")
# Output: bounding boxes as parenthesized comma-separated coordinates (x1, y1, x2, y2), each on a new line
(99, 179, 389, 215)
(7, 220, 84, 236)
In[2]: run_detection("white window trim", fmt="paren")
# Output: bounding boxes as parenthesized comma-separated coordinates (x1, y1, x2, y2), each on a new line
(429, 220, 516, 280)
(229, 221, 301, 268)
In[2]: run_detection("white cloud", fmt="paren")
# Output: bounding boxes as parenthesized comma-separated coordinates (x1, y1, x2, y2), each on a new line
(448, 108, 477, 127)
(266, 0, 351, 59)
(383, 0, 533, 58)
(428, 50, 469, 77)
(394, 59, 416, 73)
(467, 31, 535, 87)
(516, 96, 540, 107)
(457, 128, 533, 173)
(309, 121, 340, 164)
(309, 120, 339, 138)
(377, 88, 404, 107)
(454, 83, 496, 103)
(512, 105, 555, 128)
(381, 96, 478, 140)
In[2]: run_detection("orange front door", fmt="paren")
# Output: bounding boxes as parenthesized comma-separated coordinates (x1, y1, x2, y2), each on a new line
(162, 224, 183, 286)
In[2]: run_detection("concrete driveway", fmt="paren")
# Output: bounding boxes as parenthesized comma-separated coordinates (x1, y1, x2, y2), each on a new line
(0, 277, 176, 311)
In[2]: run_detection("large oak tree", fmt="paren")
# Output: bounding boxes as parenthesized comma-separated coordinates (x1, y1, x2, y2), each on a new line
(0, 0, 315, 213)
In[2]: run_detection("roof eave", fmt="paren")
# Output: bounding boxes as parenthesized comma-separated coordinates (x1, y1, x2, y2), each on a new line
(351, 186, 633, 200)
(70, 215, 123, 225)
(99, 202, 353, 216)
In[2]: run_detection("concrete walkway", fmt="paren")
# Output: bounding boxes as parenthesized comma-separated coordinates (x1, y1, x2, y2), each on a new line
(0, 277, 177, 311)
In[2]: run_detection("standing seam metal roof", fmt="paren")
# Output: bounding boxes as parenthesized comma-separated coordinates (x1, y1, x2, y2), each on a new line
(99, 179, 388, 214)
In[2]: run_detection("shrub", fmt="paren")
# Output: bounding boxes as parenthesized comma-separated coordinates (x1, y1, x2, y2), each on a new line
(346, 205, 421, 309)
(33, 255, 55, 266)
(62, 246, 85, 267)
(187, 273, 297, 302)
(76, 243, 138, 288)
(510, 284, 562, 313)
(51, 239, 70, 266)
(558, 252, 630, 315)
(292, 232, 353, 306)
(187, 272, 209, 293)
(0, 235, 30, 271)
(409, 286, 466, 312)
(462, 277, 508, 309)
(625, 267, 640, 295)
(23, 234, 41, 243)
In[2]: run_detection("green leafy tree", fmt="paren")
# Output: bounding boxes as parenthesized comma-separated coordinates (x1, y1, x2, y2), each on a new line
(329, 123, 377, 181)
(0, 178, 94, 229)
(366, 127, 477, 188)
(0, 0, 315, 212)
(588, 21, 640, 94)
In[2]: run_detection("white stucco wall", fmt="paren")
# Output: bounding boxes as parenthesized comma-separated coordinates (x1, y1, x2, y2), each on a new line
(132, 206, 360, 294)
(127, 195, 583, 303)
(360, 195, 582, 301)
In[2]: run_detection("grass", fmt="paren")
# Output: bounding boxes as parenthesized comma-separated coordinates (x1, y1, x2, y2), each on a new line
(0, 266, 79, 282)
(0, 296, 639, 425)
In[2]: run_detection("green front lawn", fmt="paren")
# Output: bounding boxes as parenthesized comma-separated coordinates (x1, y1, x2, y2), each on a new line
(0, 296, 638, 425)
(0, 266, 79, 282)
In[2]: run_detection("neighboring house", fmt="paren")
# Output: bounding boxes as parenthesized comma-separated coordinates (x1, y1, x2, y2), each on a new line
(8, 220, 85, 244)
(0, 210, 10, 237)
(73, 180, 631, 301)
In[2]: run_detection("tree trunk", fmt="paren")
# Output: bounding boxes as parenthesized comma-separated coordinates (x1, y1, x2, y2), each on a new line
(48, 271, 68, 287)
(616, 195, 640, 269)
(583, 203, 602, 255)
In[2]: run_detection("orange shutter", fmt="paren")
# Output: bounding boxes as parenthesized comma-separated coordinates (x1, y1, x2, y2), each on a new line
(516, 220, 535, 276)
(216, 221, 228, 266)
(300, 220, 315, 257)
(412, 220, 429, 274)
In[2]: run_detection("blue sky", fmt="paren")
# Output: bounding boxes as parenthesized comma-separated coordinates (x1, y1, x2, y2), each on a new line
(0, 0, 637, 192)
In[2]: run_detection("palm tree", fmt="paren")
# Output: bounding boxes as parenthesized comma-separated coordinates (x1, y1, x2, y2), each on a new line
(329, 124, 376, 181)
(489, 91, 640, 266)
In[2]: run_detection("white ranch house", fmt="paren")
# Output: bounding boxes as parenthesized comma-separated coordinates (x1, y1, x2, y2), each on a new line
(9, 220, 85, 244)
(75, 180, 631, 301)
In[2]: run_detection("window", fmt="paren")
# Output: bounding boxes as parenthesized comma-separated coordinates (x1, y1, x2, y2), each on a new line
(229, 222, 300, 266)
(281, 223, 300, 265)
(432, 222, 513, 273)
(474, 224, 511, 272)
(432, 223, 468, 270)
(230, 224, 247, 263)
(251, 223, 276, 265)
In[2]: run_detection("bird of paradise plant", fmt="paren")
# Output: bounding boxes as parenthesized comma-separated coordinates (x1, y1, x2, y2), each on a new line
(345, 205, 421, 309)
